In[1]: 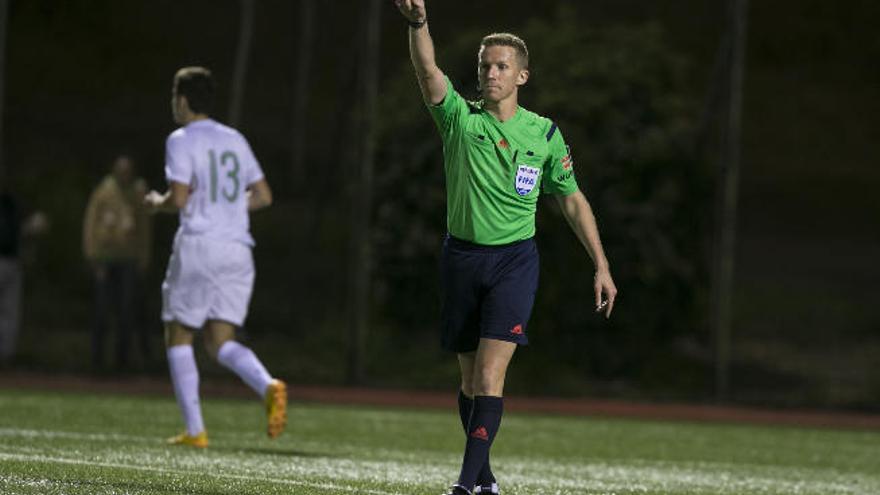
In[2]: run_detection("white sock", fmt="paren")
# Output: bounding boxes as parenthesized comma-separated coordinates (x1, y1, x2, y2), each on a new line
(167, 345, 204, 436)
(216, 340, 273, 398)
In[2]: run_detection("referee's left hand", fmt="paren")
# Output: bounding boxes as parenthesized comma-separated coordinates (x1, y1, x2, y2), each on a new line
(594, 269, 617, 318)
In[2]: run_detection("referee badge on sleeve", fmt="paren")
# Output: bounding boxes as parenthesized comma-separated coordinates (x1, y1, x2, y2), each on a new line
(515, 164, 541, 196)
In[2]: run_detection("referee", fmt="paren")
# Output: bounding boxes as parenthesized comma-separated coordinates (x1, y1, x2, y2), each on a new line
(395, 1, 618, 494)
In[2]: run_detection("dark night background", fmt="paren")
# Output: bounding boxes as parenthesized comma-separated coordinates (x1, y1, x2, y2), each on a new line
(2, 0, 878, 409)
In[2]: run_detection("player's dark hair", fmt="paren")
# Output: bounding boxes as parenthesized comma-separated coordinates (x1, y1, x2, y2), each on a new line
(480, 33, 529, 69)
(173, 66, 215, 115)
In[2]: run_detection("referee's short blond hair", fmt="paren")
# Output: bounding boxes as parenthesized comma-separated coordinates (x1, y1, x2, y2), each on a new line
(480, 33, 529, 69)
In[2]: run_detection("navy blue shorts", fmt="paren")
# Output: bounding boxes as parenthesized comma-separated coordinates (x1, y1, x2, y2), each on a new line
(440, 235, 539, 353)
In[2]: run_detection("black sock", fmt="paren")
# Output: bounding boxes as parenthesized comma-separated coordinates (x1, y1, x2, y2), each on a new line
(457, 395, 503, 490)
(458, 391, 496, 486)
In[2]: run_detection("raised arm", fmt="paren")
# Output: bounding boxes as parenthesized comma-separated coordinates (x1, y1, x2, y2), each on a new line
(395, 0, 446, 104)
(555, 190, 618, 318)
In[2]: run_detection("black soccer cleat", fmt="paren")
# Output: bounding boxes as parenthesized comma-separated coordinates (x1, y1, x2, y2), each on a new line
(444, 484, 473, 495)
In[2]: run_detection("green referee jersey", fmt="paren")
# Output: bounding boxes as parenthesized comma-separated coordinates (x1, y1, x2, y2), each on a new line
(428, 77, 579, 245)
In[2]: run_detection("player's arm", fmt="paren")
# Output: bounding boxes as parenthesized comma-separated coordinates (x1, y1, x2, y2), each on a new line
(151, 133, 193, 213)
(555, 190, 618, 318)
(144, 182, 189, 213)
(395, 0, 446, 104)
(246, 179, 272, 211)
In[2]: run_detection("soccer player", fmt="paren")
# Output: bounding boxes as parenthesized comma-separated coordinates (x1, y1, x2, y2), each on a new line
(145, 67, 287, 448)
(394, 2, 618, 494)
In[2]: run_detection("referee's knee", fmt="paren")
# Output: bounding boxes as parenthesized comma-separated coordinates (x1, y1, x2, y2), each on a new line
(472, 368, 504, 397)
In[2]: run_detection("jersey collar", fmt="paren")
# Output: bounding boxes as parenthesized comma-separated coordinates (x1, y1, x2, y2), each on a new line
(479, 102, 523, 126)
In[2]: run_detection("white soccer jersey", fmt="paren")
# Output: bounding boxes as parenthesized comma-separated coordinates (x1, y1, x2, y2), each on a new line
(165, 119, 264, 246)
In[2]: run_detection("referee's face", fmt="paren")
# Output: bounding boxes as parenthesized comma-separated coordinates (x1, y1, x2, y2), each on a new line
(478, 45, 528, 103)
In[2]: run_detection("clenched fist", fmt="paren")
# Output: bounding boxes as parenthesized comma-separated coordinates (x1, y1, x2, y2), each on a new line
(394, 0, 426, 23)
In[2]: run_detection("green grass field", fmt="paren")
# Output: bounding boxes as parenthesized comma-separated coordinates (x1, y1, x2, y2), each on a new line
(0, 389, 877, 495)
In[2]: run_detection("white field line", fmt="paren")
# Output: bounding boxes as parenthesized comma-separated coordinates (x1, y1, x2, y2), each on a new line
(499, 459, 873, 495)
(0, 427, 149, 443)
(2, 448, 872, 495)
(1, 427, 876, 495)
(0, 427, 459, 484)
(0, 452, 404, 495)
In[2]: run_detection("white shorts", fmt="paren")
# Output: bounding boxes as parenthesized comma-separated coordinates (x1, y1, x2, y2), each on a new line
(161, 233, 255, 328)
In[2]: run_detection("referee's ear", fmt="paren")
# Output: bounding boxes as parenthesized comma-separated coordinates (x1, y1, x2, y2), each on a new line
(516, 68, 530, 87)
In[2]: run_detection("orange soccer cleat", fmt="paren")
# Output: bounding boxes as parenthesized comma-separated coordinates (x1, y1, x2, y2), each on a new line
(264, 379, 288, 439)
(166, 430, 208, 448)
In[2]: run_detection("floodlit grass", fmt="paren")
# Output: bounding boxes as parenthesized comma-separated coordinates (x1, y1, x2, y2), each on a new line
(0, 389, 877, 494)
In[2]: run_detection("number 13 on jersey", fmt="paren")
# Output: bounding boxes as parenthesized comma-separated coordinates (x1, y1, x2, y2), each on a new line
(209, 150, 240, 203)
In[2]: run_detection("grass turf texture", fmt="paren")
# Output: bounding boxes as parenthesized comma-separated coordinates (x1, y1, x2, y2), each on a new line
(0, 390, 877, 494)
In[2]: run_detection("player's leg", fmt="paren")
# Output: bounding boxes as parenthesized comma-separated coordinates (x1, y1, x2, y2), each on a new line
(161, 234, 210, 446)
(202, 238, 273, 398)
(165, 321, 208, 447)
(457, 352, 498, 492)
(204, 320, 273, 396)
(204, 320, 287, 438)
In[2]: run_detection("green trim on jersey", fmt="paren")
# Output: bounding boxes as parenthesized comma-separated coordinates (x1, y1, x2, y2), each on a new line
(428, 77, 579, 245)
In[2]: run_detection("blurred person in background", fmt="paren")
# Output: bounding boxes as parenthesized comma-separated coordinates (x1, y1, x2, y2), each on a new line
(396, 1, 617, 494)
(0, 188, 49, 366)
(82, 154, 153, 371)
